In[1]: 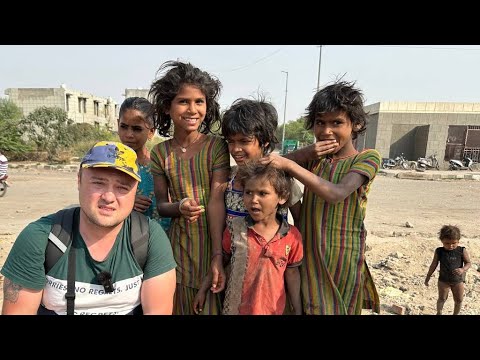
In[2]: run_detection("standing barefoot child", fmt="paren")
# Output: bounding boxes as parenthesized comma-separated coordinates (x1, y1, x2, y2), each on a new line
(260, 80, 381, 314)
(117, 97, 171, 232)
(195, 162, 303, 315)
(149, 61, 230, 315)
(207, 97, 303, 294)
(425, 225, 471, 315)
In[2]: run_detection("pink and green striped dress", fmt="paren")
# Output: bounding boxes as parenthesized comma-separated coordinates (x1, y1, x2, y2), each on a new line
(150, 135, 230, 315)
(300, 149, 381, 315)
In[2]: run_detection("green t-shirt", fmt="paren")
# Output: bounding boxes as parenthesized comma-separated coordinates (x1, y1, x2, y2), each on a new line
(1, 212, 176, 315)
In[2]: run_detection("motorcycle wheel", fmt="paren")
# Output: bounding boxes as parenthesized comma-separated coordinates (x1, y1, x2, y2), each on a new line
(401, 161, 409, 170)
(0, 182, 7, 197)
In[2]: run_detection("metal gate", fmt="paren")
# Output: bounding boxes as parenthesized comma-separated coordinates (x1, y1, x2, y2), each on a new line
(464, 125, 480, 162)
(444, 125, 466, 161)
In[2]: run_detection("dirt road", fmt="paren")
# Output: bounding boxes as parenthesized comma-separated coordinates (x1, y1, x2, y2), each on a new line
(1, 167, 479, 314)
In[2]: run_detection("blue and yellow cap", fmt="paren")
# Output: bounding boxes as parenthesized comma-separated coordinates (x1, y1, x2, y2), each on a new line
(81, 141, 141, 182)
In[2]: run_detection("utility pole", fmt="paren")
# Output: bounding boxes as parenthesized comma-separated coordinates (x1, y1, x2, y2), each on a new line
(281, 70, 288, 154)
(316, 45, 323, 91)
(314, 45, 323, 144)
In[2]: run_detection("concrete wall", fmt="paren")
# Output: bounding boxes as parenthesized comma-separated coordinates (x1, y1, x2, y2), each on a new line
(124, 88, 151, 102)
(366, 101, 480, 168)
(5, 86, 118, 131)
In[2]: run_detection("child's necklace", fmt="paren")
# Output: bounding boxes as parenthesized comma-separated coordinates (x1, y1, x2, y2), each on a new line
(173, 132, 200, 153)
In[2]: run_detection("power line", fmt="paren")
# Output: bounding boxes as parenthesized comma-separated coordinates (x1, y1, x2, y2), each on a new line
(220, 48, 284, 72)
(365, 45, 480, 51)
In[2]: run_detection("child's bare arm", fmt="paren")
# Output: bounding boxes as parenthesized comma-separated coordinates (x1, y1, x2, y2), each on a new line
(260, 153, 366, 204)
(207, 178, 228, 292)
(425, 251, 439, 286)
(453, 248, 472, 275)
(285, 267, 302, 315)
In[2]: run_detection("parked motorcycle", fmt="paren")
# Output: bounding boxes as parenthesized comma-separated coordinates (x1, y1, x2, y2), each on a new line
(0, 176, 9, 197)
(449, 157, 474, 171)
(416, 154, 440, 172)
(382, 154, 409, 170)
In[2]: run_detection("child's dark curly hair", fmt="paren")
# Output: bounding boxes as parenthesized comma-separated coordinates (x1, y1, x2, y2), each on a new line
(222, 96, 278, 155)
(439, 225, 461, 241)
(149, 61, 222, 137)
(305, 80, 367, 140)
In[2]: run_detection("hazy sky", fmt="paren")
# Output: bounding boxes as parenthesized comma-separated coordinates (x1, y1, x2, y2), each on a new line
(2, 45, 480, 124)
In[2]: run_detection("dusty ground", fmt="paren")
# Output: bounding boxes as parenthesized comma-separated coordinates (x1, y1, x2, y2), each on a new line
(1, 166, 479, 315)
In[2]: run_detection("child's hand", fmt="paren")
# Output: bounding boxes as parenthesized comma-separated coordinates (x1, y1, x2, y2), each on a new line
(210, 257, 226, 293)
(193, 289, 207, 315)
(424, 278, 430, 286)
(301, 140, 338, 161)
(193, 274, 212, 314)
(134, 195, 152, 213)
(452, 268, 464, 276)
(259, 153, 291, 171)
(179, 198, 205, 223)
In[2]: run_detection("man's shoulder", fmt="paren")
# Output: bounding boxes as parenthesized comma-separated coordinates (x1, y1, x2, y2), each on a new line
(25, 213, 56, 232)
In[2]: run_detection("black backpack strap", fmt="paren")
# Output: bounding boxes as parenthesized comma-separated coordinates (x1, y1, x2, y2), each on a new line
(65, 237, 77, 315)
(45, 207, 79, 274)
(45, 207, 79, 315)
(130, 210, 149, 270)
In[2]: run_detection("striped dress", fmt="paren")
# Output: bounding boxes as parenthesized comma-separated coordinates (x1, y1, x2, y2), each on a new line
(150, 135, 230, 315)
(300, 149, 381, 315)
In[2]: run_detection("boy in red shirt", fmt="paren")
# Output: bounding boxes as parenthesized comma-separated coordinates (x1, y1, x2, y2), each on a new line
(194, 162, 303, 315)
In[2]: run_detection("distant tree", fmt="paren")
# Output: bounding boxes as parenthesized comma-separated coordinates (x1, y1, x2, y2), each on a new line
(276, 117, 315, 148)
(0, 98, 23, 121)
(0, 99, 30, 154)
(20, 106, 73, 160)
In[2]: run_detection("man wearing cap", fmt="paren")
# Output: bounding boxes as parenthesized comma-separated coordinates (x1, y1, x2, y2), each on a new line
(1, 141, 177, 315)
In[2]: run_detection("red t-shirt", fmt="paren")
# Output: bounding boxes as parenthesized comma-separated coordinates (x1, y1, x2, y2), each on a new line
(222, 216, 303, 315)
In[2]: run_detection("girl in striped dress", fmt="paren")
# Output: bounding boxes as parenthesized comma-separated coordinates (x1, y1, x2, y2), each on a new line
(260, 80, 381, 315)
(149, 61, 230, 315)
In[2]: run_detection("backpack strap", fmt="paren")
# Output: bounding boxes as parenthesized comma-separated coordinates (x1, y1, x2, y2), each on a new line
(130, 210, 149, 270)
(45, 207, 79, 315)
(65, 236, 77, 315)
(45, 207, 79, 274)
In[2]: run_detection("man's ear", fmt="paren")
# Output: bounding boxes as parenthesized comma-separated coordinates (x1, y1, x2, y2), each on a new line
(278, 197, 287, 206)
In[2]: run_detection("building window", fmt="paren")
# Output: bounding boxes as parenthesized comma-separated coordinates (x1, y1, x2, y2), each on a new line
(78, 97, 87, 113)
(104, 104, 109, 118)
(94, 101, 99, 116)
(66, 94, 71, 112)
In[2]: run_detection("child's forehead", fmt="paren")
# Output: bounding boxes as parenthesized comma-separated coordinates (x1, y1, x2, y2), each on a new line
(441, 238, 459, 243)
(245, 175, 273, 187)
(227, 133, 256, 140)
